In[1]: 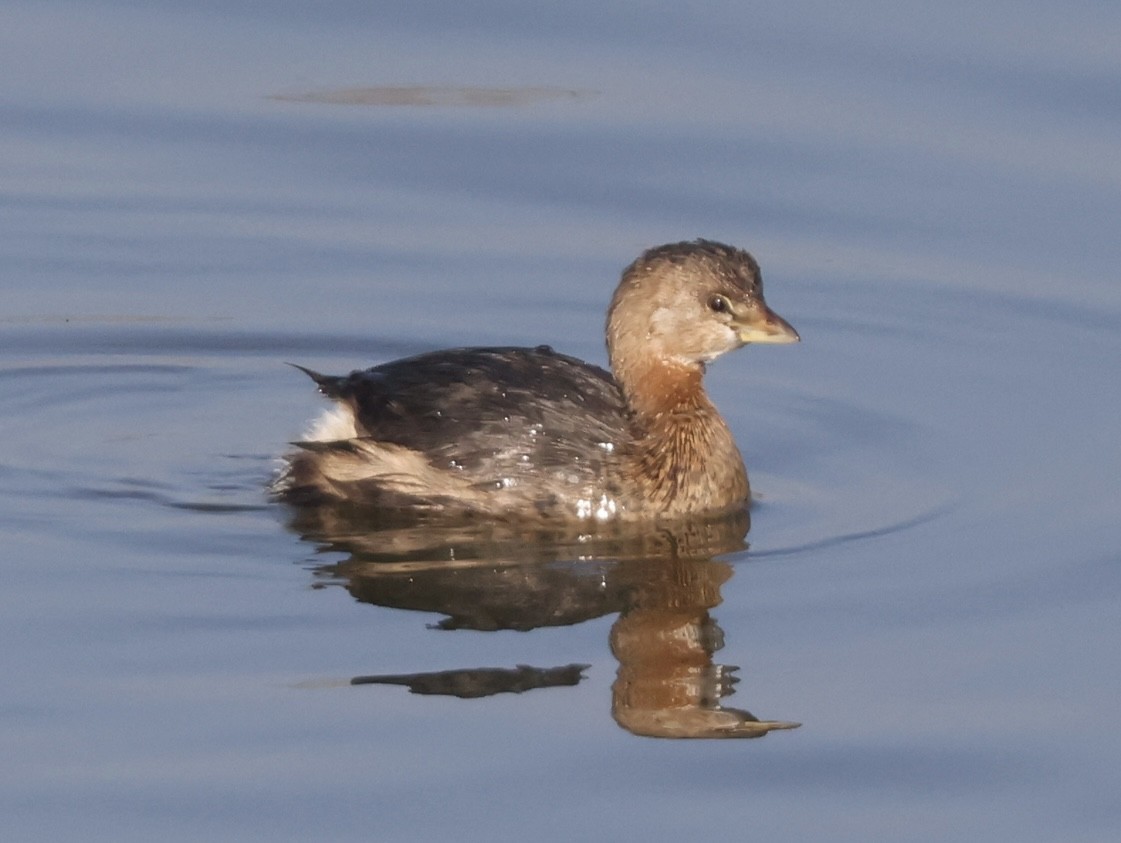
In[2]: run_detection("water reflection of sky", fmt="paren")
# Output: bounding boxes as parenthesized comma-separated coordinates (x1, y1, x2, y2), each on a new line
(2, 1, 1120, 841)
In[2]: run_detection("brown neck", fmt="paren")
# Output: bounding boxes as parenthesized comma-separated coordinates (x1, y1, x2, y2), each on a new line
(617, 357, 707, 421)
(616, 358, 749, 515)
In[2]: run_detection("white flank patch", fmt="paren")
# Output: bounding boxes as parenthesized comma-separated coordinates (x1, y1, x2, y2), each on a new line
(305, 405, 358, 442)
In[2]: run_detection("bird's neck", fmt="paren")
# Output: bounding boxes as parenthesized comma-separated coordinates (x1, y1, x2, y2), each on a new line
(617, 356, 707, 421)
(616, 358, 750, 515)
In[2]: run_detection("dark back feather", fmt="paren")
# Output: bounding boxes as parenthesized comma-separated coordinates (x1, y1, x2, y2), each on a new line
(311, 346, 633, 489)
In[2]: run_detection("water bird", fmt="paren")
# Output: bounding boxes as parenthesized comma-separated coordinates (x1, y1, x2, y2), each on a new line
(274, 239, 799, 521)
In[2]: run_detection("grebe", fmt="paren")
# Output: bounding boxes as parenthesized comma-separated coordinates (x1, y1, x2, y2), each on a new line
(274, 239, 798, 521)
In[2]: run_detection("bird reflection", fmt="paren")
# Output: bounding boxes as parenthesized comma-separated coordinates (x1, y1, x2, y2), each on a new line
(608, 553, 797, 738)
(351, 663, 590, 698)
(292, 505, 798, 739)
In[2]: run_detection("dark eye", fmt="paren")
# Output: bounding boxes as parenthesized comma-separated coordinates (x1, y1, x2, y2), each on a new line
(708, 295, 729, 313)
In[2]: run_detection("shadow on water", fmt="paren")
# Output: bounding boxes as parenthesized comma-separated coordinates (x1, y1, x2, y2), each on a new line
(286, 505, 800, 739)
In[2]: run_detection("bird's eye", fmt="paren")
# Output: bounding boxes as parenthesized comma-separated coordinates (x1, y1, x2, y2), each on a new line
(708, 295, 729, 313)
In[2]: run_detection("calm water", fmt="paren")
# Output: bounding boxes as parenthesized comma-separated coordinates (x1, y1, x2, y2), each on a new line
(3, 1, 1120, 840)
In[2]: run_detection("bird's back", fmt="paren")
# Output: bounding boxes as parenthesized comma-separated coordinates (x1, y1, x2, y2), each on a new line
(278, 346, 637, 517)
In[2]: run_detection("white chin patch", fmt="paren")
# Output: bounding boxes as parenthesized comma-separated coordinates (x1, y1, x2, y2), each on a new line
(306, 406, 358, 442)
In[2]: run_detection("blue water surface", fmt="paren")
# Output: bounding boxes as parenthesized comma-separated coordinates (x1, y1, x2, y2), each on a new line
(2, 2, 1120, 841)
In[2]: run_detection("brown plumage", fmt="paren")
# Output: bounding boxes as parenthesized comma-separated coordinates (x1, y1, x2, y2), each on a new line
(274, 239, 799, 521)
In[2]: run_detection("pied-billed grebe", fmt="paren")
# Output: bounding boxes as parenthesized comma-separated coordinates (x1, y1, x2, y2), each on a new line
(274, 239, 798, 520)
